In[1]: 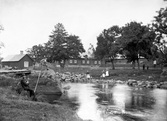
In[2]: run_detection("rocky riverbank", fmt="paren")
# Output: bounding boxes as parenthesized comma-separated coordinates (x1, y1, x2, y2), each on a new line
(127, 79, 167, 89)
(0, 68, 167, 121)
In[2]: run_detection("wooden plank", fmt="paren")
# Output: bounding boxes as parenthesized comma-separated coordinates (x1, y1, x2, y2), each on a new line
(0, 69, 31, 75)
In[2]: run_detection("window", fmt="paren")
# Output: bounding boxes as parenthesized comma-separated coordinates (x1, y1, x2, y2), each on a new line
(82, 60, 85, 64)
(98, 61, 101, 64)
(24, 61, 29, 67)
(69, 60, 73, 63)
(87, 60, 90, 64)
(94, 61, 97, 64)
(74, 60, 77, 64)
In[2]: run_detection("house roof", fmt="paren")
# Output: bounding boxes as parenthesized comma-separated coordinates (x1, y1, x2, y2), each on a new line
(2, 54, 26, 62)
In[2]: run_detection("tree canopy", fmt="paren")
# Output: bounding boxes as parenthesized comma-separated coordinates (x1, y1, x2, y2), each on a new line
(26, 44, 46, 63)
(27, 23, 85, 68)
(120, 22, 156, 59)
(94, 7, 167, 69)
(26, 7, 167, 69)
(95, 21, 157, 69)
(95, 25, 121, 69)
(152, 7, 167, 64)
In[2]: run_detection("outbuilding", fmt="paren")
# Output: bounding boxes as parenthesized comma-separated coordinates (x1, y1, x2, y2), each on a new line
(1, 51, 34, 69)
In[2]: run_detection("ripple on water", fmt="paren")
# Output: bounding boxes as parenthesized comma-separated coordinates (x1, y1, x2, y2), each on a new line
(64, 83, 167, 121)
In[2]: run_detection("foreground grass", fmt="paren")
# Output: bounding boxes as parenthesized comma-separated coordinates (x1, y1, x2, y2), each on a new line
(0, 87, 83, 121)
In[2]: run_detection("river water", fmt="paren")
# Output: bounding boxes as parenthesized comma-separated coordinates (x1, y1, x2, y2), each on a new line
(62, 83, 167, 121)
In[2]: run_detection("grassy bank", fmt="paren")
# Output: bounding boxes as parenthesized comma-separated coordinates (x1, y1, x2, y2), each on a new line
(0, 73, 83, 121)
(0, 87, 82, 121)
(0, 67, 166, 121)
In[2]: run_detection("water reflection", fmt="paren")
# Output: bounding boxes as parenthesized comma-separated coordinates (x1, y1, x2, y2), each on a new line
(112, 85, 130, 113)
(149, 89, 167, 121)
(65, 83, 167, 121)
(67, 84, 101, 121)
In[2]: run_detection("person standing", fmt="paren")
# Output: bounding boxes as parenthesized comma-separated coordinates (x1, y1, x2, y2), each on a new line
(153, 60, 157, 68)
(101, 70, 106, 78)
(105, 68, 109, 77)
(86, 71, 91, 81)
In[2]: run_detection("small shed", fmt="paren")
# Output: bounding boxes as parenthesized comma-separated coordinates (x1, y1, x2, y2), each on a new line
(1, 51, 34, 69)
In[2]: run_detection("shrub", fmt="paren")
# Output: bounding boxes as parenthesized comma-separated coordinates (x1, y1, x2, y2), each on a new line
(0, 75, 17, 87)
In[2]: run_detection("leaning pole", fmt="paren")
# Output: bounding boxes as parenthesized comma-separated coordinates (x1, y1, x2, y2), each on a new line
(34, 59, 47, 93)
(34, 66, 43, 93)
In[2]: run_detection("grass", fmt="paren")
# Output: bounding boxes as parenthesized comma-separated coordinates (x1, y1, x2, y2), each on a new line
(0, 87, 83, 121)
(52, 66, 164, 80)
(0, 67, 166, 121)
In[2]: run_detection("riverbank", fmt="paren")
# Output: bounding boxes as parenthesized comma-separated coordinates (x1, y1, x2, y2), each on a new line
(0, 68, 167, 121)
(0, 87, 83, 121)
(54, 68, 167, 89)
(0, 72, 84, 121)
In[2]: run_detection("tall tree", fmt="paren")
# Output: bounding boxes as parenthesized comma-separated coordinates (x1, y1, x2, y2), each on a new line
(119, 21, 156, 69)
(46, 23, 68, 67)
(138, 27, 157, 60)
(152, 7, 167, 64)
(26, 44, 46, 63)
(152, 7, 167, 36)
(46, 23, 85, 68)
(95, 25, 121, 69)
(66, 35, 85, 58)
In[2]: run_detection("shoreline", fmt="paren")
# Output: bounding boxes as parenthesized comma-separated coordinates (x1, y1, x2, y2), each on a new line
(0, 87, 83, 121)
(0, 68, 167, 121)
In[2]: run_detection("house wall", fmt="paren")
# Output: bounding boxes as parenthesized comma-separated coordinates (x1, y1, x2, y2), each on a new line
(62, 58, 153, 67)
(19, 55, 33, 69)
(2, 62, 19, 68)
(66, 59, 102, 66)
(2, 55, 33, 69)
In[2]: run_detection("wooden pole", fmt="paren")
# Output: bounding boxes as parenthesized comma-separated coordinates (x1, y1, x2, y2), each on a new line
(34, 65, 43, 93)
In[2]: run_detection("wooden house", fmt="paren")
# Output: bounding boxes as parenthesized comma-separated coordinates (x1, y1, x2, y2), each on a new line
(1, 51, 33, 69)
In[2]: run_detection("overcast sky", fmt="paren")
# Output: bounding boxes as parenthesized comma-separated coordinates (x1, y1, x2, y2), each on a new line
(0, 0, 166, 57)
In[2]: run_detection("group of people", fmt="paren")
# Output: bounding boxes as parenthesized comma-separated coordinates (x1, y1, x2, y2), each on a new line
(85, 68, 110, 81)
(142, 60, 157, 70)
(101, 68, 109, 78)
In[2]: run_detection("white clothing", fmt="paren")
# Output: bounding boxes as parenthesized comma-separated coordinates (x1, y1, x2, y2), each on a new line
(106, 70, 109, 76)
(153, 60, 157, 64)
(86, 74, 91, 79)
(102, 73, 106, 78)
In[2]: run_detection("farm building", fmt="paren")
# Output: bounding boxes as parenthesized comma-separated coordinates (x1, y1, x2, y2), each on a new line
(1, 51, 33, 69)
(62, 58, 153, 68)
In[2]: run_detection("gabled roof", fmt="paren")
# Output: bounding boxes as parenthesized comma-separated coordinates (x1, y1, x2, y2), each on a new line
(2, 54, 26, 62)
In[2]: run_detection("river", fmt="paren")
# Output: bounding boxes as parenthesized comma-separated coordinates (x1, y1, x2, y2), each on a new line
(60, 83, 167, 121)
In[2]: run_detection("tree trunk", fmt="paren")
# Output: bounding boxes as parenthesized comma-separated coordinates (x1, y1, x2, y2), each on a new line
(132, 61, 135, 69)
(111, 61, 115, 70)
(59, 61, 65, 68)
(137, 59, 140, 69)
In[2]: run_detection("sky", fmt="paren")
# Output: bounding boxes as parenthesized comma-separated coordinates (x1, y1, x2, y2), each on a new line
(0, 0, 166, 58)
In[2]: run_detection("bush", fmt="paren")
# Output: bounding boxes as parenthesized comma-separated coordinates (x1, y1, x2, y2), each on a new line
(0, 75, 18, 87)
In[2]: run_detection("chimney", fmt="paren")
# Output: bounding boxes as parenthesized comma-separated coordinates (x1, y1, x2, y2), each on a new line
(20, 51, 23, 54)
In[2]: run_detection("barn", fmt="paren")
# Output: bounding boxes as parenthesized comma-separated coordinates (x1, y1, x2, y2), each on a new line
(1, 51, 34, 69)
